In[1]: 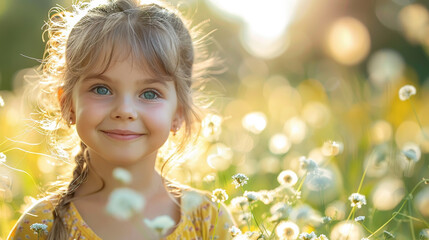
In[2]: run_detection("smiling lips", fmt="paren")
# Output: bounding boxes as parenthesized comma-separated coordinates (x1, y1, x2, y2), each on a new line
(101, 129, 144, 140)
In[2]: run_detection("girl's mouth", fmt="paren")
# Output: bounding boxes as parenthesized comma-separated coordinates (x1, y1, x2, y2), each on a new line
(101, 130, 144, 140)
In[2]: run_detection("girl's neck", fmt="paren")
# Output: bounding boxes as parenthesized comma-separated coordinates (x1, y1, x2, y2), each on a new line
(74, 149, 164, 202)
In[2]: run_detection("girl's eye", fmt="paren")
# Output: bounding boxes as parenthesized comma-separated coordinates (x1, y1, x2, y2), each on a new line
(92, 86, 111, 95)
(141, 90, 160, 100)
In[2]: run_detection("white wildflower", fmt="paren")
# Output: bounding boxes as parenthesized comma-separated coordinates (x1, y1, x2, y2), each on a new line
(354, 216, 365, 222)
(230, 196, 249, 210)
(275, 221, 299, 240)
(212, 188, 228, 203)
(398, 84, 416, 101)
(299, 231, 317, 240)
(361, 238, 369, 240)
(238, 212, 252, 225)
(316, 234, 329, 240)
(106, 187, 145, 220)
(420, 229, 429, 240)
(182, 190, 204, 212)
(112, 167, 132, 184)
(0, 152, 6, 163)
(144, 215, 175, 236)
(243, 191, 259, 203)
(232, 173, 249, 188)
(258, 190, 274, 204)
(270, 202, 291, 222)
(30, 223, 48, 235)
(277, 170, 298, 186)
(299, 156, 318, 172)
(348, 193, 367, 208)
(229, 226, 242, 237)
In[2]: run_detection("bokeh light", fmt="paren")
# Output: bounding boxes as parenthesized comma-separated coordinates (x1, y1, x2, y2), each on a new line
(269, 134, 292, 155)
(242, 112, 267, 134)
(372, 177, 405, 211)
(325, 17, 371, 65)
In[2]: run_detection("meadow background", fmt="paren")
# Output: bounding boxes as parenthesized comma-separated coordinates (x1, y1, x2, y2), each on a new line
(1, 0, 429, 239)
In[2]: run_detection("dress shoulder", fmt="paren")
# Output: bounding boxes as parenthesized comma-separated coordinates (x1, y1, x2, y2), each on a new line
(7, 197, 55, 240)
(179, 187, 236, 240)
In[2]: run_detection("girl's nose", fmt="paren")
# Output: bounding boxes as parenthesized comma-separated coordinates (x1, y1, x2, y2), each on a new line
(110, 96, 138, 120)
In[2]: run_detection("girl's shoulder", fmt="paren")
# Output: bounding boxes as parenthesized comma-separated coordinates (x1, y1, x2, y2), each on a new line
(7, 196, 57, 240)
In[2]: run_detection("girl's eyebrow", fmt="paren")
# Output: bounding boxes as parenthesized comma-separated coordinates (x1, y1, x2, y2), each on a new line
(84, 74, 169, 87)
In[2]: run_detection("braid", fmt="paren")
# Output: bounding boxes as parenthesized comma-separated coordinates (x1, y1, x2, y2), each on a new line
(47, 142, 89, 240)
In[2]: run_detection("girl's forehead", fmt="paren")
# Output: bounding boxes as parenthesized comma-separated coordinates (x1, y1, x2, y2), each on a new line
(86, 46, 168, 80)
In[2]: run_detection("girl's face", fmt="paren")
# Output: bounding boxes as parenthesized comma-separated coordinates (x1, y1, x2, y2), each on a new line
(70, 54, 181, 166)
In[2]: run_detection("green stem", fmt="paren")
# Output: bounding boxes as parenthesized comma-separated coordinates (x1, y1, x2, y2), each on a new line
(367, 178, 427, 238)
(268, 221, 281, 239)
(360, 223, 373, 234)
(211, 202, 220, 240)
(408, 198, 416, 240)
(395, 212, 429, 227)
(346, 206, 356, 222)
(410, 100, 429, 140)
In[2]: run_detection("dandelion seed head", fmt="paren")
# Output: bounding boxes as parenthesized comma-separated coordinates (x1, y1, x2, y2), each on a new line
(270, 202, 291, 222)
(112, 167, 132, 184)
(348, 193, 367, 208)
(299, 156, 318, 172)
(106, 188, 145, 220)
(275, 221, 299, 240)
(277, 170, 298, 186)
(144, 215, 175, 236)
(398, 84, 416, 101)
(321, 140, 342, 156)
(212, 188, 228, 203)
(243, 191, 259, 203)
(230, 196, 249, 210)
(232, 173, 249, 188)
(229, 226, 242, 237)
(202, 114, 223, 141)
(258, 190, 274, 204)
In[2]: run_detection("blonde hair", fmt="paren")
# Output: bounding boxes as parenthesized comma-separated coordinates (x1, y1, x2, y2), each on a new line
(32, 0, 215, 238)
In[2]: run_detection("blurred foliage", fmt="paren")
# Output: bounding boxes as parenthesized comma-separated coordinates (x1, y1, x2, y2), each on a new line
(1, 0, 429, 239)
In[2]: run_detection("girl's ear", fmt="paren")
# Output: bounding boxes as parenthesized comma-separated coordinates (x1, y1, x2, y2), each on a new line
(171, 106, 184, 132)
(58, 86, 76, 125)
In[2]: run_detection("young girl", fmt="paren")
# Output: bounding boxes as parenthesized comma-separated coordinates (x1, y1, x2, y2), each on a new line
(8, 0, 235, 239)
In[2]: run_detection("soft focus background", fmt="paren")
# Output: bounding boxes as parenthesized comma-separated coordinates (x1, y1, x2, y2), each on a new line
(1, 0, 429, 239)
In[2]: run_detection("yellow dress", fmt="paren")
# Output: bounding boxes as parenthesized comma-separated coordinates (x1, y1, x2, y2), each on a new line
(8, 188, 234, 240)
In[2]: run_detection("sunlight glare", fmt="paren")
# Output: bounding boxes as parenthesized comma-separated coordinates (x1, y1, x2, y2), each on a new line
(207, 0, 301, 58)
